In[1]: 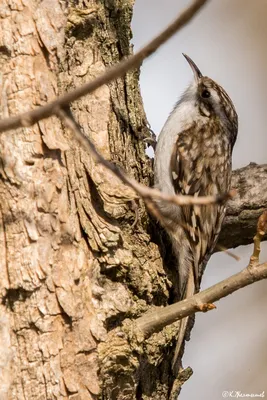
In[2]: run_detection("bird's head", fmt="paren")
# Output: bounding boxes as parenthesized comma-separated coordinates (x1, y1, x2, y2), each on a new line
(182, 54, 238, 141)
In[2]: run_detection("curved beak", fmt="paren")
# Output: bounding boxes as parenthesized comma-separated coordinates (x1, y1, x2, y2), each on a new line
(183, 53, 202, 82)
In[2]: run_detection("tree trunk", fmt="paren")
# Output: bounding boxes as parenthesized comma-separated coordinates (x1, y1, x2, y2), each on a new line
(0, 1, 266, 400)
(0, 1, 176, 399)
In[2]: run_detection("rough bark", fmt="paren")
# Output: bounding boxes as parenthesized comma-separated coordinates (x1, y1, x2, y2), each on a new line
(220, 163, 267, 249)
(0, 1, 173, 399)
(0, 1, 266, 400)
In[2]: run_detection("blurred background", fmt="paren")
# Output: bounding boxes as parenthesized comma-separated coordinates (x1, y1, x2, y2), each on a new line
(132, 1, 267, 398)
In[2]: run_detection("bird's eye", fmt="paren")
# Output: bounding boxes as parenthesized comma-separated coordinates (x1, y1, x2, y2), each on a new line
(201, 89, 210, 99)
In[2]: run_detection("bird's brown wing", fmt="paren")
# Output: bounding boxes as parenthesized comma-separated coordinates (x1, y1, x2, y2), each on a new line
(170, 132, 227, 293)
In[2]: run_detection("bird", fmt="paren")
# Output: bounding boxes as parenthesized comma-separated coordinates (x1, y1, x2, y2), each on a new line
(153, 54, 238, 373)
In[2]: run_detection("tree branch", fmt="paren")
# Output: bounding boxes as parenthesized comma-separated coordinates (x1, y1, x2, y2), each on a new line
(0, 0, 208, 134)
(219, 163, 267, 249)
(136, 211, 267, 338)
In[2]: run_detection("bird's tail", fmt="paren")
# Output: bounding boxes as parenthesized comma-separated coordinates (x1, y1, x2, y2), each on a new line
(172, 266, 195, 375)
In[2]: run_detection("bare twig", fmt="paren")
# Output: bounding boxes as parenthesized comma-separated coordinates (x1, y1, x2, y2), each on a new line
(136, 212, 267, 338)
(57, 108, 232, 213)
(0, 0, 208, 134)
(136, 261, 267, 337)
(249, 210, 267, 267)
(215, 244, 241, 261)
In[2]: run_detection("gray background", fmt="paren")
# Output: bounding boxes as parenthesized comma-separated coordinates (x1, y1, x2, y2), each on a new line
(132, 1, 267, 398)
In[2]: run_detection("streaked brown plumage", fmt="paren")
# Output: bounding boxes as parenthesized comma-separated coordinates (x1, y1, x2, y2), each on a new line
(154, 54, 238, 373)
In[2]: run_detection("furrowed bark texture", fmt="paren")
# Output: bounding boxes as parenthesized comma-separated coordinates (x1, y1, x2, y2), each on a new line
(0, 1, 266, 400)
(220, 163, 267, 250)
(0, 1, 175, 399)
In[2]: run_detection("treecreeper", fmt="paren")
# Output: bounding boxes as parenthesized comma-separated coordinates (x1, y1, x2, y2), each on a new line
(154, 54, 238, 373)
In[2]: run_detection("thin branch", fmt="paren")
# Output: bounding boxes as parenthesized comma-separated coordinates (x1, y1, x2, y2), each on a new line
(136, 211, 267, 338)
(0, 0, 209, 134)
(249, 210, 267, 267)
(57, 108, 231, 214)
(215, 244, 240, 261)
(136, 262, 267, 337)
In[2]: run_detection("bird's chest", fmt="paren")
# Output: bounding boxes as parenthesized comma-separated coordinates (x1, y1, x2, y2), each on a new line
(175, 126, 232, 195)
